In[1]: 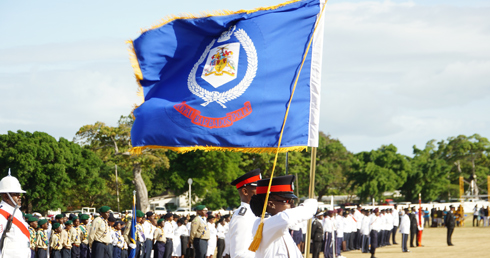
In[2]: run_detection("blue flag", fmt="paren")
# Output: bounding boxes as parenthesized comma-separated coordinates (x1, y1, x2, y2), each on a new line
(129, 0, 325, 154)
(128, 194, 136, 258)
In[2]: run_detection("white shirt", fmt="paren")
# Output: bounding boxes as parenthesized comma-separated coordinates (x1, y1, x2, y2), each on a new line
(399, 213, 410, 234)
(360, 215, 370, 235)
(142, 220, 155, 240)
(164, 221, 174, 239)
(0, 200, 31, 258)
(228, 202, 256, 258)
(392, 209, 400, 227)
(335, 215, 344, 238)
(216, 223, 226, 239)
(252, 199, 318, 258)
(369, 214, 381, 232)
(323, 216, 334, 233)
(354, 209, 363, 230)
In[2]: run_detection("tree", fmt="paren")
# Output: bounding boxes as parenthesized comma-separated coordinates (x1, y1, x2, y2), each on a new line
(0, 130, 108, 213)
(163, 150, 243, 210)
(400, 140, 451, 202)
(348, 144, 411, 202)
(438, 134, 490, 199)
(75, 115, 170, 211)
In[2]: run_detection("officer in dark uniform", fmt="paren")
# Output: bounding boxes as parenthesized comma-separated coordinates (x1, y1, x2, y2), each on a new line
(409, 207, 418, 247)
(445, 205, 456, 246)
(311, 212, 324, 258)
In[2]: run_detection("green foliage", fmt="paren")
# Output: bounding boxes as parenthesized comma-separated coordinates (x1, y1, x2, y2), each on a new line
(348, 144, 411, 202)
(0, 130, 109, 213)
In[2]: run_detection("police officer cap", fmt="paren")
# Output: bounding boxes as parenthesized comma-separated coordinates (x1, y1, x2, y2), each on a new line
(65, 220, 73, 225)
(230, 169, 262, 189)
(28, 216, 39, 222)
(136, 210, 145, 218)
(55, 214, 64, 219)
(52, 222, 61, 229)
(38, 219, 48, 226)
(195, 205, 206, 211)
(80, 214, 90, 221)
(256, 175, 297, 199)
(99, 206, 111, 213)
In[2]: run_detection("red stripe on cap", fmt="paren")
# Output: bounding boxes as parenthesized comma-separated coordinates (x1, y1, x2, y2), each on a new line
(256, 185, 293, 194)
(236, 175, 261, 189)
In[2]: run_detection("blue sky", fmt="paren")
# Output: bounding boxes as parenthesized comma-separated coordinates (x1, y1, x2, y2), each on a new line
(1, 0, 489, 156)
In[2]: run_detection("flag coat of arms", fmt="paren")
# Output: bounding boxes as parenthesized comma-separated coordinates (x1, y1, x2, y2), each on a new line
(129, 0, 325, 153)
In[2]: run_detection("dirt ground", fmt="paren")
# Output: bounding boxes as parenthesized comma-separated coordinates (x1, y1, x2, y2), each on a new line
(306, 216, 490, 258)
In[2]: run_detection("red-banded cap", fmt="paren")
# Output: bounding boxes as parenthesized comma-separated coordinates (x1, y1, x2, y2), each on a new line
(230, 169, 262, 189)
(255, 175, 297, 199)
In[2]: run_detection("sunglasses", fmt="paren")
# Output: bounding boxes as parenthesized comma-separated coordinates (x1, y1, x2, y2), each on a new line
(270, 196, 295, 204)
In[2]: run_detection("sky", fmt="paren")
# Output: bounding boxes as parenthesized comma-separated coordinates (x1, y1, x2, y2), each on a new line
(1, 0, 489, 156)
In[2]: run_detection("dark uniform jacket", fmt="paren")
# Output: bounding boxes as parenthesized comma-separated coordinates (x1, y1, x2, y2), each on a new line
(311, 219, 324, 242)
(409, 213, 418, 230)
(445, 211, 455, 228)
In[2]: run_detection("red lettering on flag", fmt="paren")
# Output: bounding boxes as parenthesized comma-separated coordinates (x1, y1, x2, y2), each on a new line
(174, 101, 252, 129)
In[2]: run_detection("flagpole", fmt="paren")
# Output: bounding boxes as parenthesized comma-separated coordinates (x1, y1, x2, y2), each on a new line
(305, 147, 317, 257)
(331, 195, 336, 258)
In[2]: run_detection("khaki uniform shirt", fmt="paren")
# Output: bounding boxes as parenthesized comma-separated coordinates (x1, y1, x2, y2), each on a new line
(154, 226, 166, 243)
(70, 226, 82, 245)
(79, 224, 89, 245)
(88, 217, 112, 246)
(190, 215, 210, 242)
(50, 232, 62, 250)
(36, 229, 49, 249)
(61, 229, 72, 249)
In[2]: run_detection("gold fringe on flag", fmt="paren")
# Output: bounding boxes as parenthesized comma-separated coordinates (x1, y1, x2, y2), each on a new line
(129, 145, 307, 155)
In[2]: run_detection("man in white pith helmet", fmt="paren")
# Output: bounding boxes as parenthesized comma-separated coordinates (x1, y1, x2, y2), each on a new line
(0, 169, 31, 258)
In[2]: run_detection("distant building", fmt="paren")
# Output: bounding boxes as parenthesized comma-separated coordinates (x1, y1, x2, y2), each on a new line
(149, 190, 200, 211)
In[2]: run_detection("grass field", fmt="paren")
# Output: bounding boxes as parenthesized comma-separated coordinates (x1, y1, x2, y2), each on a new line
(314, 216, 490, 258)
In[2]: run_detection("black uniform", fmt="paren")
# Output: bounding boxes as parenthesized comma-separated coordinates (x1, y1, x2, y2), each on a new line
(409, 212, 418, 247)
(311, 218, 324, 258)
(445, 209, 456, 246)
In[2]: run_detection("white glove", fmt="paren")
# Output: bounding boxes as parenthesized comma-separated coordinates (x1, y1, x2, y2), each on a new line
(129, 243, 136, 249)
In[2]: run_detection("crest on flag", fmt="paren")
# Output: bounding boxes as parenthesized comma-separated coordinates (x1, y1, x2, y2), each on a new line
(188, 27, 258, 108)
(202, 42, 240, 88)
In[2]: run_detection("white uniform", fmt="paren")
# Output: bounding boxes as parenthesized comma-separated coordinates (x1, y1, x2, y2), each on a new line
(173, 225, 188, 256)
(335, 215, 344, 238)
(252, 199, 317, 258)
(399, 213, 410, 234)
(228, 202, 256, 258)
(206, 222, 217, 256)
(0, 201, 31, 258)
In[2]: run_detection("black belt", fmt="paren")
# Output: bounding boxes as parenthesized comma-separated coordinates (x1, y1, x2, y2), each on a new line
(94, 240, 111, 245)
(166, 238, 173, 241)
(195, 238, 208, 241)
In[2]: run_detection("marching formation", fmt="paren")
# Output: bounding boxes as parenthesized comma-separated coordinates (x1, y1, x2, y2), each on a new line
(0, 169, 462, 258)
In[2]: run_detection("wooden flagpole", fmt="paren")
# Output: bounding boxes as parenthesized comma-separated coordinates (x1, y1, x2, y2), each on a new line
(305, 147, 318, 257)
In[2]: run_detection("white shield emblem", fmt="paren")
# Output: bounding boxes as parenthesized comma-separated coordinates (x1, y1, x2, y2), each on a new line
(188, 27, 258, 108)
(201, 43, 240, 88)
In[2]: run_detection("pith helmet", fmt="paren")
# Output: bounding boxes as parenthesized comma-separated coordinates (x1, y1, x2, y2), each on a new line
(0, 169, 26, 193)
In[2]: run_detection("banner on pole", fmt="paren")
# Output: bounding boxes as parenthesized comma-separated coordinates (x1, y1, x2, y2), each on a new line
(128, 0, 325, 154)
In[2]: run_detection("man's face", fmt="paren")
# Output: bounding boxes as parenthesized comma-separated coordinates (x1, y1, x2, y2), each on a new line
(42, 223, 49, 230)
(101, 211, 110, 220)
(30, 221, 38, 229)
(267, 195, 293, 215)
(2, 193, 21, 207)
